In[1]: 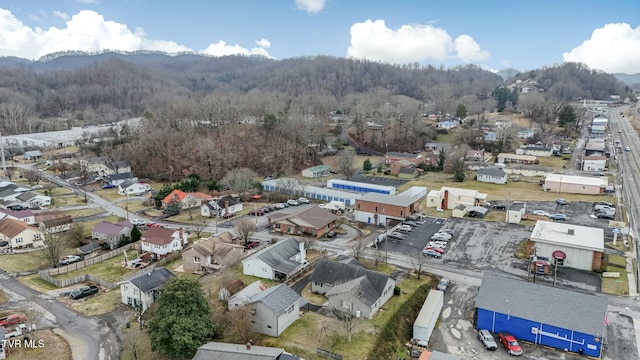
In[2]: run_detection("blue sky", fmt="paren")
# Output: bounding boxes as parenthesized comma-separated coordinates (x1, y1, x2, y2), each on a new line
(1, 0, 639, 73)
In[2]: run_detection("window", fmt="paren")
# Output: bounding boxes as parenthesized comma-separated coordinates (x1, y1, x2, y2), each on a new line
(275, 224, 281, 230)
(284, 304, 294, 314)
(194, 256, 200, 264)
(15, 237, 23, 244)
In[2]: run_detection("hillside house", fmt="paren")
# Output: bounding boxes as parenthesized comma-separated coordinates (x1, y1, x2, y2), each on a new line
(476, 167, 508, 184)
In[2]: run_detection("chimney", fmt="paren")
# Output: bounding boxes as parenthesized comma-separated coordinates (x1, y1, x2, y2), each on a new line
(442, 190, 449, 210)
(225, 201, 229, 216)
(299, 241, 306, 262)
(179, 228, 184, 247)
(568, 229, 575, 235)
(246, 342, 251, 350)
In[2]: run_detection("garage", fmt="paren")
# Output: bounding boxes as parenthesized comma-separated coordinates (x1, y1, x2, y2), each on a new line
(475, 272, 608, 358)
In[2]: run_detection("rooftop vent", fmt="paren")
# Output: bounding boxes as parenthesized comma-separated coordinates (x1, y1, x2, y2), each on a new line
(568, 229, 575, 235)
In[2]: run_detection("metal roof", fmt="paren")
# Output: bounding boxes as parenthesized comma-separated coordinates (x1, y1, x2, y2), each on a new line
(357, 192, 416, 207)
(475, 272, 608, 335)
(530, 221, 604, 252)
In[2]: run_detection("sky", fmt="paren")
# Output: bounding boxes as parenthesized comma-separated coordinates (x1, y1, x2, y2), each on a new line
(0, 0, 639, 74)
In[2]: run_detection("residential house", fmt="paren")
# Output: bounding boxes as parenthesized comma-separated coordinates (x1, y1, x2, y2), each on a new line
(484, 132, 498, 142)
(466, 149, 485, 162)
(310, 258, 396, 319)
(242, 284, 306, 337)
(517, 129, 536, 139)
(389, 160, 413, 175)
(81, 157, 132, 176)
(117, 180, 151, 196)
(0, 209, 35, 224)
(91, 220, 134, 249)
(242, 238, 307, 281)
(267, 206, 339, 238)
(522, 146, 553, 157)
(426, 187, 488, 211)
(228, 280, 268, 309)
(162, 189, 213, 210)
(0, 217, 43, 249)
(301, 165, 330, 178)
(354, 193, 421, 225)
(38, 215, 73, 233)
(201, 195, 242, 218)
(15, 191, 51, 208)
(424, 142, 450, 154)
(105, 172, 138, 186)
(192, 342, 302, 360)
(182, 232, 244, 273)
(466, 161, 492, 171)
(436, 120, 458, 130)
(398, 167, 419, 179)
(384, 152, 422, 165)
(141, 227, 188, 259)
(117, 267, 174, 312)
(476, 167, 508, 184)
(496, 153, 538, 165)
(23, 150, 43, 161)
(422, 152, 439, 166)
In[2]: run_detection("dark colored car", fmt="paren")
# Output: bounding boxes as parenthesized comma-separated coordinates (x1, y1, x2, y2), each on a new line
(7, 205, 27, 211)
(555, 198, 568, 205)
(244, 240, 260, 249)
(597, 213, 615, 220)
(70, 286, 99, 300)
(493, 204, 507, 210)
(326, 231, 337, 238)
(222, 213, 235, 219)
(102, 183, 116, 189)
(550, 214, 567, 221)
(249, 209, 265, 216)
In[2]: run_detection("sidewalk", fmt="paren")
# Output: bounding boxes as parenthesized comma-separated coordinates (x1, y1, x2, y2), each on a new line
(626, 252, 639, 297)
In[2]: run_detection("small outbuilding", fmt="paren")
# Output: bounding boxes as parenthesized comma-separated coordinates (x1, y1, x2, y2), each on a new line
(507, 202, 526, 224)
(301, 165, 330, 178)
(413, 290, 444, 346)
(467, 206, 488, 218)
(451, 204, 467, 218)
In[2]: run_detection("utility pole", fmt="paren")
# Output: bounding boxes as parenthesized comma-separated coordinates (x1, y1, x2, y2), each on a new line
(0, 132, 6, 177)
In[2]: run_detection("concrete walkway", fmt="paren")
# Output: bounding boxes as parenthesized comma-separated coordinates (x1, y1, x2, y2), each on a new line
(627, 253, 639, 297)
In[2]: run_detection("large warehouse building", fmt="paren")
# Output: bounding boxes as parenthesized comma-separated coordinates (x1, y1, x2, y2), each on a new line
(326, 179, 396, 195)
(475, 272, 608, 358)
(543, 174, 608, 195)
(528, 221, 604, 271)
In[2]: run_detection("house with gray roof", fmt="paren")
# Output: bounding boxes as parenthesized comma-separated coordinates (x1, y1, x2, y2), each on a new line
(241, 238, 307, 281)
(117, 267, 174, 312)
(192, 342, 302, 360)
(242, 284, 306, 337)
(105, 172, 137, 186)
(476, 167, 507, 184)
(91, 220, 133, 249)
(312, 258, 396, 319)
(476, 272, 608, 358)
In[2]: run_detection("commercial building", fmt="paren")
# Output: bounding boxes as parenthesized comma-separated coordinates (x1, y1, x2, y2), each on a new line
(327, 179, 396, 195)
(582, 156, 607, 172)
(476, 272, 608, 358)
(301, 164, 330, 178)
(355, 193, 420, 225)
(496, 153, 537, 165)
(543, 174, 608, 195)
(426, 187, 487, 211)
(528, 221, 604, 271)
(261, 178, 361, 206)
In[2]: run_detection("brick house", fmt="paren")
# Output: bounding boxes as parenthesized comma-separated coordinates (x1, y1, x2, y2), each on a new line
(354, 193, 420, 225)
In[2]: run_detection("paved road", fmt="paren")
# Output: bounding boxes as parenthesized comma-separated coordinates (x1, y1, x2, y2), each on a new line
(0, 272, 120, 360)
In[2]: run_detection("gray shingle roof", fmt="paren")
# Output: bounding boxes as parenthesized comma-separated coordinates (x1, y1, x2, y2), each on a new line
(192, 342, 284, 360)
(245, 238, 303, 275)
(326, 276, 380, 306)
(249, 284, 305, 315)
(119, 180, 136, 189)
(310, 258, 392, 306)
(126, 267, 174, 292)
(509, 202, 525, 211)
(477, 167, 506, 178)
(475, 272, 608, 335)
(107, 172, 135, 181)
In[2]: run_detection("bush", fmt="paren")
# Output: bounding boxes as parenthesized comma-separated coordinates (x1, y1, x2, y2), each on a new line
(393, 286, 401, 296)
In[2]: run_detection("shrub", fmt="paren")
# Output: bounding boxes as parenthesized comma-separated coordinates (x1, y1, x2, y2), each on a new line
(393, 286, 401, 296)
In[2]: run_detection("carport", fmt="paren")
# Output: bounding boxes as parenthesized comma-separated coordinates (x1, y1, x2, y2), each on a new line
(467, 206, 488, 218)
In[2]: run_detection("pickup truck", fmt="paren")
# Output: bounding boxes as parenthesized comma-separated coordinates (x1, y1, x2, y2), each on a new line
(4, 324, 31, 339)
(70, 285, 99, 300)
(0, 313, 26, 327)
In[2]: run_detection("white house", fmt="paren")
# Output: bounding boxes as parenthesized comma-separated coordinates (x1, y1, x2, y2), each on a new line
(15, 191, 51, 208)
(201, 195, 243, 218)
(582, 156, 607, 172)
(118, 180, 151, 196)
(476, 167, 507, 184)
(436, 120, 458, 130)
(0, 217, 43, 249)
(426, 187, 488, 211)
(242, 284, 306, 337)
(118, 267, 174, 312)
(242, 238, 307, 282)
(141, 227, 188, 259)
(522, 146, 553, 157)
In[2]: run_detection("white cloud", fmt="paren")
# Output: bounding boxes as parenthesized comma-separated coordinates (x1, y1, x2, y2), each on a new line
(295, 0, 326, 14)
(0, 8, 273, 60)
(53, 11, 69, 21)
(563, 23, 640, 74)
(77, 0, 99, 4)
(347, 19, 489, 64)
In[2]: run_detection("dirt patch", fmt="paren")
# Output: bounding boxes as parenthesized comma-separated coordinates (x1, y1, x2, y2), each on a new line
(0, 289, 8, 305)
(3, 329, 71, 360)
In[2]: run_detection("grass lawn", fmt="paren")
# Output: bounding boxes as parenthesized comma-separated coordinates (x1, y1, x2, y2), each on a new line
(8, 329, 71, 360)
(536, 156, 569, 168)
(51, 195, 87, 206)
(0, 249, 61, 273)
(601, 266, 629, 295)
(264, 275, 433, 360)
(68, 288, 122, 316)
(47, 186, 76, 196)
(0, 289, 7, 305)
(53, 249, 139, 282)
(300, 283, 328, 306)
(76, 215, 122, 238)
(18, 274, 60, 292)
(435, 133, 457, 144)
(117, 200, 153, 213)
(93, 189, 122, 202)
(607, 254, 627, 268)
(64, 207, 105, 218)
(321, 155, 384, 171)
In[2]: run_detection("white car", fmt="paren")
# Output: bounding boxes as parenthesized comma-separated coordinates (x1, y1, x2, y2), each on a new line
(59, 255, 82, 265)
(130, 218, 146, 225)
(431, 233, 452, 241)
(428, 241, 447, 249)
(397, 224, 412, 232)
(287, 199, 299, 206)
(297, 197, 310, 204)
(532, 210, 551, 217)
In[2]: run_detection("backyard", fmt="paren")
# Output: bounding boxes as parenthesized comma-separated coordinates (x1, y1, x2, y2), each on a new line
(52, 249, 139, 282)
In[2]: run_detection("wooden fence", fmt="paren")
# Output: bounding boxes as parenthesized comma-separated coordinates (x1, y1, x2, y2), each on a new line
(317, 348, 343, 360)
(38, 243, 181, 289)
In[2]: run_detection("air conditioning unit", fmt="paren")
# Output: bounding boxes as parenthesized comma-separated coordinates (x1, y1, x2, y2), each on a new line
(355, 310, 361, 318)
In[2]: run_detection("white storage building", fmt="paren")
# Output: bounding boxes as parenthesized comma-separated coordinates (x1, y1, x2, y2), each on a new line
(326, 179, 396, 195)
(413, 290, 444, 346)
(261, 178, 361, 206)
(529, 221, 604, 271)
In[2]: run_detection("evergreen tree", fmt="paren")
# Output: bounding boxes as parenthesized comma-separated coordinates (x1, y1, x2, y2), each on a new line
(557, 105, 577, 128)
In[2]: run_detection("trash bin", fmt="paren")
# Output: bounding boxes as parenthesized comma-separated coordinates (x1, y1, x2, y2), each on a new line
(126, 322, 130, 329)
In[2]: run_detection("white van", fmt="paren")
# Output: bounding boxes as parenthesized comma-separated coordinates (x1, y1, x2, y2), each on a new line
(625, 146, 631, 152)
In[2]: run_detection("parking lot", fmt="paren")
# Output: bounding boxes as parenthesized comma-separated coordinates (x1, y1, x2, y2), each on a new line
(375, 217, 447, 255)
(524, 200, 616, 229)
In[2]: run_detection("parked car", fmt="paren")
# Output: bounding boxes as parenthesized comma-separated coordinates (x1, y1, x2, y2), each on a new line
(130, 218, 146, 226)
(244, 240, 260, 249)
(493, 204, 507, 210)
(428, 241, 447, 249)
(438, 228, 455, 236)
(70, 286, 99, 300)
(249, 209, 265, 216)
(7, 204, 27, 211)
(478, 329, 498, 350)
(422, 249, 442, 258)
(595, 201, 614, 207)
(594, 204, 615, 212)
(274, 203, 286, 209)
(387, 232, 404, 240)
(222, 212, 236, 219)
(397, 224, 412, 232)
(59, 255, 82, 266)
(436, 278, 450, 291)
(592, 172, 606, 177)
(326, 231, 337, 238)
(424, 246, 445, 254)
(431, 233, 452, 241)
(403, 220, 418, 227)
(597, 213, 615, 220)
(532, 210, 551, 217)
(498, 332, 523, 356)
(261, 207, 271, 213)
(287, 199, 299, 206)
(550, 214, 567, 221)
(297, 197, 310, 204)
(102, 183, 116, 189)
(0, 313, 26, 327)
(555, 198, 568, 205)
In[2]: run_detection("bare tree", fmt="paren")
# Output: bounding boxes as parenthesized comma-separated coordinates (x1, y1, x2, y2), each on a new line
(39, 213, 72, 267)
(444, 144, 469, 175)
(68, 223, 86, 247)
(23, 168, 42, 185)
(410, 249, 427, 279)
(277, 177, 299, 196)
(350, 237, 365, 261)
(234, 219, 256, 245)
(221, 168, 258, 199)
(20, 301, 48, 341)
(227, 307, 255, 343)
(337, 150, 355, 180)
(78, 162, 91, 204)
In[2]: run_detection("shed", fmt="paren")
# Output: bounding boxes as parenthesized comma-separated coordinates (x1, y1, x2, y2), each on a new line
(467, 206, 488, 218)
(413, 290, 444, 346)
(475, 272, 608, 358)
(301, 165, 330, 178)
(23, 150, 44, 161)
(507, 202, 525, 224)
(77, 241, 102, 255)
(451, 204, 467, 218)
